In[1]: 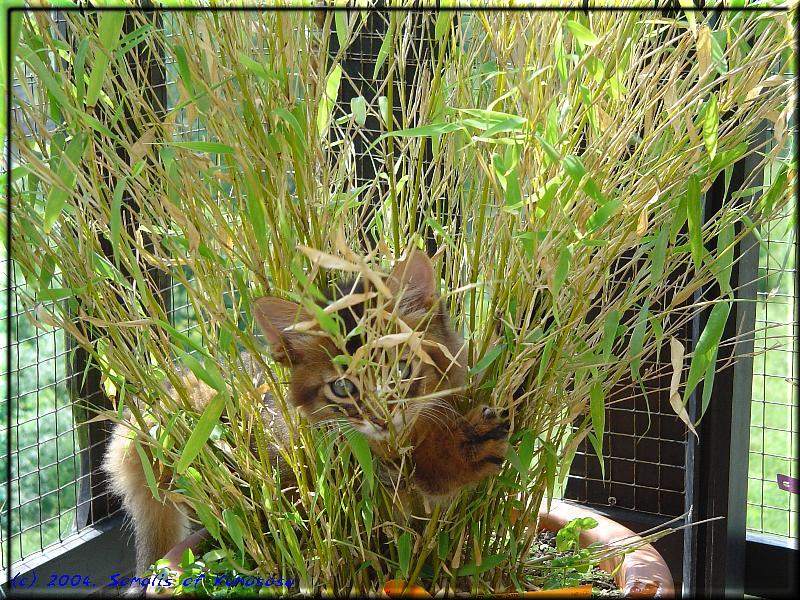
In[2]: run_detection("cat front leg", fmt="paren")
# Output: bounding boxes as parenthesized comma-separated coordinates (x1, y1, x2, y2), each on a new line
(411, 405, 509, 498)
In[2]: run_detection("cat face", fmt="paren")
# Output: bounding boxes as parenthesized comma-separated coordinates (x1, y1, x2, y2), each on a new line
(253, 250, 466, 441)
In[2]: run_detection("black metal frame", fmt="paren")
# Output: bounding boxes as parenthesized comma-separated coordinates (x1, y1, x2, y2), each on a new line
(3, 4, 798, 597)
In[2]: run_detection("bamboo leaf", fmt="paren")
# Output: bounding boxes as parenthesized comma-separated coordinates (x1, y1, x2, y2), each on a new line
(170, 141, 235, 154)
(703, 93, 719, 160)
(334, 11, 348, 48)
(629, 301, 650, 380)
(110, 176, 127, 268)
(86, 11, 126, 108)
(685, 299, 731, 400)
(317, 64, 342, 137)
(714, 221, 735, 294)
(686, 174, 704, 272)
(397, 532, 411, 579)
(343, 429, 374, 491)
(222, 509, 246, 557)
(456, 554, 504, 577)
(589, 380, 605, 450)
(565, 20, 599, 47)
(373, 22, 392, 79)
(668, 336, 698, 438)
(600, 310, 621, 361)
(181, 353, 226, 393)
(351, 96, 367, 127)
(175, 392, 227, 473)
(470, 344, 505, 375)
(553, 246, 572, 295)
(134, 441, 160, 501)
(44, 133, 86, 233)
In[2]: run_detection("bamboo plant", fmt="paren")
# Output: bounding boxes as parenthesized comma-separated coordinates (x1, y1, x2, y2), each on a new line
(4, 2, 795, 594)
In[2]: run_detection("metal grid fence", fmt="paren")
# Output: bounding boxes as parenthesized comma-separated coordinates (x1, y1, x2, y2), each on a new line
(748, 153, 798, 540)
(1, 11, 88, 570)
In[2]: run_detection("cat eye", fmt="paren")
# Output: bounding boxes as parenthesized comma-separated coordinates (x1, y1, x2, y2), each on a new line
(330, 378, 358, 398)
(396, 360, 413, 380)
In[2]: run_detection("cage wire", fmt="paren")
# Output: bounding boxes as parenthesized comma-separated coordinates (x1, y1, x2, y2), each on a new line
(1, 10, 86, 571)
(747, 130, 798, 540)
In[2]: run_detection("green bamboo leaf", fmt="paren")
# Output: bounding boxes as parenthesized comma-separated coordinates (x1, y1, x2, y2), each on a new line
(562, 155, 586, 183)
(587, 198, 622, 232)
(194, 503, 220, 539)
(317, 64, 342, 136)
(714, 221, 735, 294)
(685, 299, 731, 399)
(629, 301, 650, 380)
(600, 309, 622, 360)
(170, 141, 235, 154)
(238, 53, 276, 81)
(134, 441, 160, 501)
(343, 429, 374, 491)
(181, 353, 226, 393)
(457, 554, 505, 577)
(437, 531, 450, 561)
(335, 11, 348, 48)
(382, 121, 463, 138)
(699, 345, 719, 421)
(589, 379, 605, 450)
(156, 319, 211, 358)
(434, 10, 453, 41)
(110, 176, 127, 268)
(172, 44, 195, 96)
(17, 44, 73, 110)
(222, 509, 246, 557)
(175, 392, 227, 474)
(686, 174, 704, 272)
(44, 133, 86, 233)
(534, 133, 561, 164)
(74, 37, 89, 106)
(470, 344, 506, 375)
(536, 339, 554, 385)
(351, 96, 367, 127)
(565, 20, 599, 47)
(703, 93, 719, 160)
(553, 246, 572, 295)
(273, 107, 305, 141)
(373, 25, 392, 79)
(86, 11, 126, 107)
(760, 165, 787, 218)
(505, 163, 521, 207)
(397, 532, 411, 579)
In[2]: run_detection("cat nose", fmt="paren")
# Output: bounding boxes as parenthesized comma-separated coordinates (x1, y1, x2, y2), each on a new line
(370, 416, 387, 428)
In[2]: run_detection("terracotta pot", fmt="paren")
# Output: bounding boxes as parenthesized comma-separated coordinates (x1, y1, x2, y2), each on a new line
(537, 500, 674, 598)
(155, 500, 674, 598)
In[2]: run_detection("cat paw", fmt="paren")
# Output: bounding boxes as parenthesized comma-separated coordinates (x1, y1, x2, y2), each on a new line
(463, 405, 510, 473)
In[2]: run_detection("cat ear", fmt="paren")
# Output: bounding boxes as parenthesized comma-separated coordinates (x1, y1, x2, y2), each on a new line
(252, 297, 312, 364)
(387, 249, 436, 312)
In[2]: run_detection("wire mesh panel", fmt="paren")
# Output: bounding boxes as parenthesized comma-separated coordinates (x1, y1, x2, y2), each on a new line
(1, 11, 89, 570)
(564, 289, 691, 518)
(748, 153, 798, 540)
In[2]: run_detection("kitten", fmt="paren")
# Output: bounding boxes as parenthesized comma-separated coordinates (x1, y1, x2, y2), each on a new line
(103, 249, 510, 575)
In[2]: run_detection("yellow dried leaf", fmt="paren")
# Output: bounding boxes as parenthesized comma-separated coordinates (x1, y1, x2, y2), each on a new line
(697, 25, 711, 78)
(668, 336, 698, 438)
(637, 207, 649, 236)
(323, 292, 377, 314)
(298, 246, 360, 271)
(373, 332, 416, 348)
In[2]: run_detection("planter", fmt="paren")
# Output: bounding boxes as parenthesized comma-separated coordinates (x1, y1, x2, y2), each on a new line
(153, 500, 674, 598)
(537, 501, 674, 598)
